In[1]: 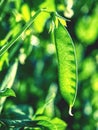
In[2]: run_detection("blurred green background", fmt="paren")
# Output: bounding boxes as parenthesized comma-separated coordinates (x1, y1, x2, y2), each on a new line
(0, 0, 98, 130)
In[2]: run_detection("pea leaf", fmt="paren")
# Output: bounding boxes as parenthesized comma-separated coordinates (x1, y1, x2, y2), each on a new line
(0, 60, 18, 113)
(34, 116, 58, 130)
(52, 117, 67, 130)
(0, 119, 39, 129)
(0, 88, 16, 97)
(0, 60, 18, 90)
(0, 116, 67, 130)
(54, 21, 78, 116)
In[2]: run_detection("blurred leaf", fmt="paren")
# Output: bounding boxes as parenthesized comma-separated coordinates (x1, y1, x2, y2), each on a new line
(79, 58, 96, 81)
(0, 52, 9, 71)
(6, 105, 33, 120)
(54, 21, 78, 116)
(21, 3, 30, 22)
(0, 119, 38, 129)
(75, 14, 98, 45)
(39, 0, 55, 12)
(33, 12, 50, 33)
(91, 73, 98, 91)
(44, 83, 57, 117)
(34, 116, 57, 130)
(45, 85, 57, 105)
(0, 88, 16, 97)
(0, 0, 4, 7)
(35, 85, 57, 116)
(52, 117, 67, 130)
(0, 116, 67, 130)
(0, 60, 18, 113)
(0, 60, 18, 90)
(34, 116, 67, 130)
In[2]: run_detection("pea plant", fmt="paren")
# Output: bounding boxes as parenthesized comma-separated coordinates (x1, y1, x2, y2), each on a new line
(0, 9, 78, 130)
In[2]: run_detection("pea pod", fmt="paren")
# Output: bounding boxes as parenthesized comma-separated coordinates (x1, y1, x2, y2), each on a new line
(54, 21, 78, 116)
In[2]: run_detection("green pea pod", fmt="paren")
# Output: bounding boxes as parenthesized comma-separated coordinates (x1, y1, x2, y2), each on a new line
(54, 21, 78, 116)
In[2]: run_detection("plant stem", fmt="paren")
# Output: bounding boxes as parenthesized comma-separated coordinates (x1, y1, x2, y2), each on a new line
(0, 9, 50, 57)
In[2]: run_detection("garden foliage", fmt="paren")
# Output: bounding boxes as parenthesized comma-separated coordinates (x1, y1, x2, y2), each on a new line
(0, 0, 98, 130)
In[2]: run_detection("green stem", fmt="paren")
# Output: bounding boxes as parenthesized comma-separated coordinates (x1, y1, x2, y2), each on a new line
(0, 9, 50, 57)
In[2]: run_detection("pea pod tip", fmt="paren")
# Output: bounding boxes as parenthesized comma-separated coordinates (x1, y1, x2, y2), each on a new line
(69, 105, 73, 116)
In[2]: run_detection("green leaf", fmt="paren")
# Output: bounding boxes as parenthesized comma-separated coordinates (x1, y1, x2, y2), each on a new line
(0, 52, 9, 71)
(54, 21, 78, 116)
(21, 3, 30, 22)
(0, 60, 18, 113)
(52, 117, 67, 130)
(5, 104, 33, 120)
(0, 116, 66, 130)
(34, 116, 57, 130)
(0, 60, 18, 90)
(0, 88, 16, 97)
(35, 84, 57, 116)
(0, 119, 39, 129)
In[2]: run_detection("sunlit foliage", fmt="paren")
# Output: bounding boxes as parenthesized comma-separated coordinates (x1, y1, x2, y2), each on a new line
(0, 0, 98, 130)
